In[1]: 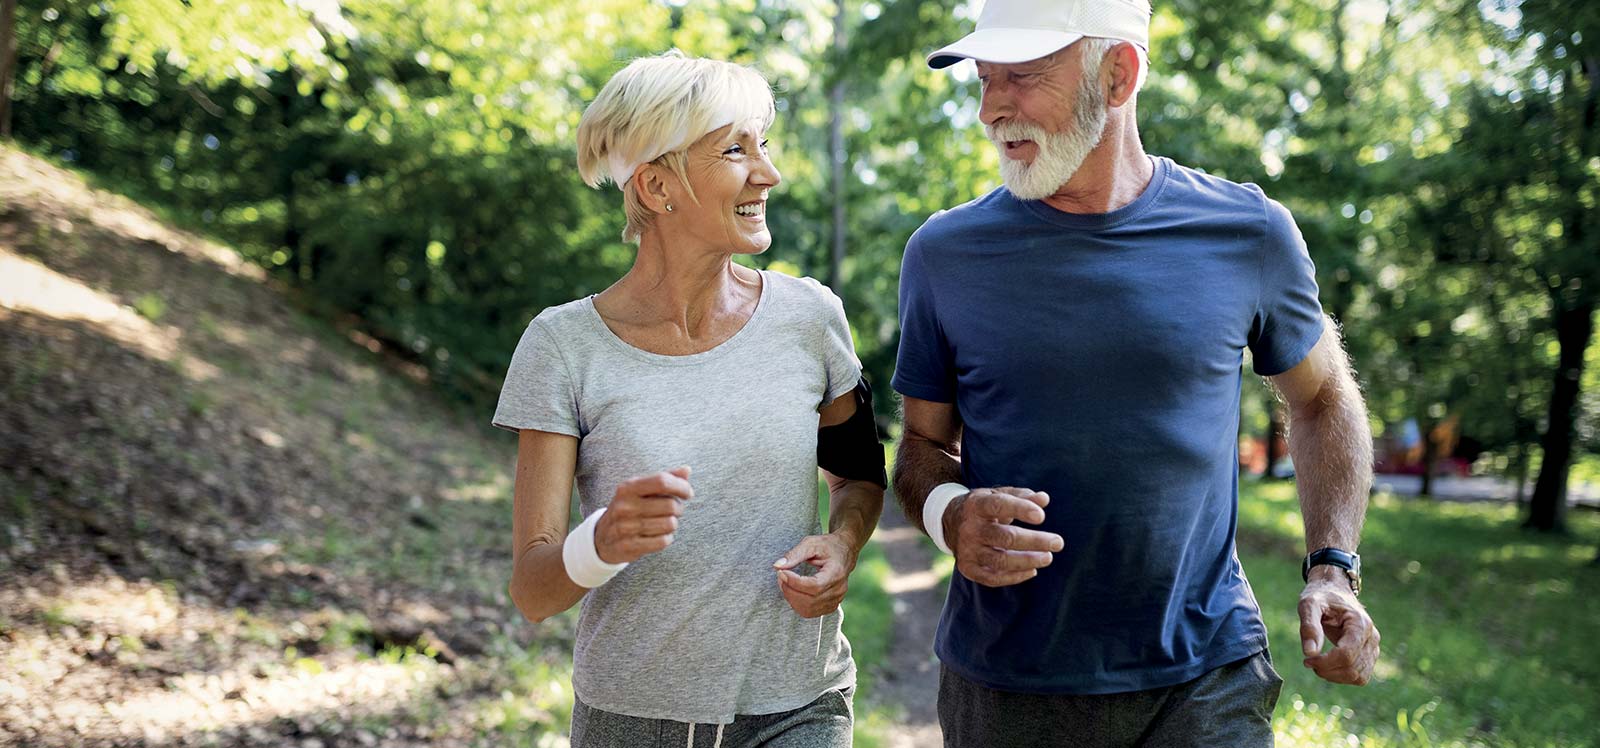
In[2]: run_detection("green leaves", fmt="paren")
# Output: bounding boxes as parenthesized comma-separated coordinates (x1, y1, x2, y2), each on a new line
(6, 0, 1596, 479)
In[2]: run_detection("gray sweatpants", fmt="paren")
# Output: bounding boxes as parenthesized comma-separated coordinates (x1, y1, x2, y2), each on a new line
(570, 687, 855, 748)
(937, 650, 1283, 748)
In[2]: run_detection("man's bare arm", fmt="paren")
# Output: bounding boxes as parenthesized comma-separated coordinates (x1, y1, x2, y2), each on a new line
(1269, 315, 1373, 555)
(893, 396, 965, 535)
(894, 396, 1061, 587)
(1268, 314, 1380, 686)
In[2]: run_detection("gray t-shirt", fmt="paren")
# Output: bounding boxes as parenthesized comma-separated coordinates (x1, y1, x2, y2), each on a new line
(493, 270, 862, 724)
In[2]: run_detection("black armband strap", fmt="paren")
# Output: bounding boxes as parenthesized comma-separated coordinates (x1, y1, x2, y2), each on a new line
(818, 376, 887, 488)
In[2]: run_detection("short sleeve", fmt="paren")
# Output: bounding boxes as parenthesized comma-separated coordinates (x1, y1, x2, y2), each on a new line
(891, 228, 957, 402)
(491, 317, 582, 436)
(818, 283, 863, 404)
(1248, 196, 1325, 376)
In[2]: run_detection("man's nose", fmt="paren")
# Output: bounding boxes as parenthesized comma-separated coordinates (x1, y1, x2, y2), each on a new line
(978, 79, 1013, 128)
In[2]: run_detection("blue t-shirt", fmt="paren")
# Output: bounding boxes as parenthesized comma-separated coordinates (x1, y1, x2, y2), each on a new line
(892, 156, 1324, 694)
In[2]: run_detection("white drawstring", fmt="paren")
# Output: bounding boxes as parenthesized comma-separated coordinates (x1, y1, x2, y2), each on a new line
(686, 722, 725, 748)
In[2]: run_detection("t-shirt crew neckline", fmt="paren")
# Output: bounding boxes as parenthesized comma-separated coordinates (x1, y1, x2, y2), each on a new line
(581, 269, 772, 366)
(1016, 155, 1171, 232)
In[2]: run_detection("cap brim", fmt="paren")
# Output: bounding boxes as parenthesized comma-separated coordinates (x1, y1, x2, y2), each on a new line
(927, 28, 1086, 69)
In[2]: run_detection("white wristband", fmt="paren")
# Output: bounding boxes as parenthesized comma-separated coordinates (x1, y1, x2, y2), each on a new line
(562, 507, 628, 588)
(924, 483, 968, 555)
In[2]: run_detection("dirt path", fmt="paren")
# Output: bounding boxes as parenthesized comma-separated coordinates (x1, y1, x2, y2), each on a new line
(869, 501, 945, 748)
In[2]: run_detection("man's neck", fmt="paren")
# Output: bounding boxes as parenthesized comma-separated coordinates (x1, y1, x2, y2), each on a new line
(1041, 117, 1152, 215)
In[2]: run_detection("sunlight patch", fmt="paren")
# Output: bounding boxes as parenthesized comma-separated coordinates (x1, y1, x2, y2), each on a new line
(0, 250, 220, 381)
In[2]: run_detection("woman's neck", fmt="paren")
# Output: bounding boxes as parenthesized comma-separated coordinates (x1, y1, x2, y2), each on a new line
(595, 234, 762, 346)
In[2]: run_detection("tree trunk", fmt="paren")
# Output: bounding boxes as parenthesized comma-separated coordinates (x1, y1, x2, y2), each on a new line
(0, 0, 18, 139)
(826, 0, 847, 290)
(1526, 301, 1594, 532)
(1512, 447, 1529, 508)
(1418, 415, 1436, 498)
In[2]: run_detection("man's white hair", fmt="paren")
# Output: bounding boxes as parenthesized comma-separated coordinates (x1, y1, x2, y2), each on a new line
(1078, 36, 1149, 94)
(576, 50, 776, 243)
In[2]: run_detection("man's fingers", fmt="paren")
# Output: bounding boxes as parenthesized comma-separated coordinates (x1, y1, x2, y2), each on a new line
(1298, 597, 1326, 657)
(991, 486, 1050, 508)
(969, 490, 1047, 525)
(1305, 641, 1359, 672)
(975, 523, 1064, 553)
(1328, 613, 1368, 648)
(1310, 661, 1362, 685)
(964, 565, 1038, 587)
(973, 545, 1053, 572)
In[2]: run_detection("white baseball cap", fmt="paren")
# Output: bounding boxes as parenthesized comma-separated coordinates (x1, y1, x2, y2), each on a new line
(927, 0, 1151, 69)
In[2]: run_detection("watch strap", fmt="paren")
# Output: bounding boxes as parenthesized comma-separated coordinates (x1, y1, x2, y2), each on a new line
(1302, 547, 1361, 589)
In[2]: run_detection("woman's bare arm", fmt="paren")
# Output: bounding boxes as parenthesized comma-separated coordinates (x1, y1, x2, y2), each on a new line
(507, 428, 587, 623)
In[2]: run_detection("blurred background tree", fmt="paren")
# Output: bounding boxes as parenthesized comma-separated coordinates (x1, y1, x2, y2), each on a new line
(2, 0, 1595, 527)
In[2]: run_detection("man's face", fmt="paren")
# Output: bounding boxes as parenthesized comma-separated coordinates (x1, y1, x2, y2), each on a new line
(976, 43, 1109, 200)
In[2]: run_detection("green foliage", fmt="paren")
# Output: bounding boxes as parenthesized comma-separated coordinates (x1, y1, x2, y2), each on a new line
(6, 0, 1596, 478)
(131, 292, 165, 321)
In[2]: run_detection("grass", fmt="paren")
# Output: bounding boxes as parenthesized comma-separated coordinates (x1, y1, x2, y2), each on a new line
(1239, 482, 1600, 748)
(841, 480, 1600, 747)
(842, 541, 895, 747)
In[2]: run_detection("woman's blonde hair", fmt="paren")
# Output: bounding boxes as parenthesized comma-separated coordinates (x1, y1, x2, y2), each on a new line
(576, 51, 776, 243)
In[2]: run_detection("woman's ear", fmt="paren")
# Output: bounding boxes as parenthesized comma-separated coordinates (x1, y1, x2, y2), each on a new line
(634, 165, 676, 215)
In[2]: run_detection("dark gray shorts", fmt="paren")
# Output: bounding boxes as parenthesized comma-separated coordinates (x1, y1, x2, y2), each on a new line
(937, 650, 1283, 748)
(570, 686, 855, 748)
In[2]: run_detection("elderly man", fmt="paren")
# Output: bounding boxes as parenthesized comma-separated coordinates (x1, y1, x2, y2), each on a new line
(891, 0, 1380, 745)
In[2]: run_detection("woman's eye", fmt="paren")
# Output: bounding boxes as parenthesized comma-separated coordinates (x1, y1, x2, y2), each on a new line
(725, 144, 744, 154)
(759, 140, 770, 151)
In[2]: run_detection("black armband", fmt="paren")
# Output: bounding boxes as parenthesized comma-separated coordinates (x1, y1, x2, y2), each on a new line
(818, 376, 887, 488)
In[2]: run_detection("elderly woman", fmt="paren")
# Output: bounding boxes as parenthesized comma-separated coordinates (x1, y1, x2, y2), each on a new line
(494, 52, 885, 748)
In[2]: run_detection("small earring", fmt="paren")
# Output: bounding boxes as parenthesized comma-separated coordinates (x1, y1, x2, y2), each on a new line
(665, 203, 674, 213)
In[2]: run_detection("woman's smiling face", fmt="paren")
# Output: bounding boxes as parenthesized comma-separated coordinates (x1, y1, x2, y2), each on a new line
(674, 118, 782, 255)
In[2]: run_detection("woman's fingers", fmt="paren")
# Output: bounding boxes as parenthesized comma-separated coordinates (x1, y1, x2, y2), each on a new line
(594, 468, 696, 563)
(630, 515, 678, 537)
(618, 469, 695, 502)
(778, 571, 845, 617)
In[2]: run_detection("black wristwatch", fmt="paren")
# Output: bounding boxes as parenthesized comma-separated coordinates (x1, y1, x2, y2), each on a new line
(1302, 547, 1362, 596)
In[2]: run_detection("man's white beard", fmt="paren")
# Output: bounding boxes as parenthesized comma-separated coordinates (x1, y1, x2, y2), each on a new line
(986, 75, 1109, 201)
